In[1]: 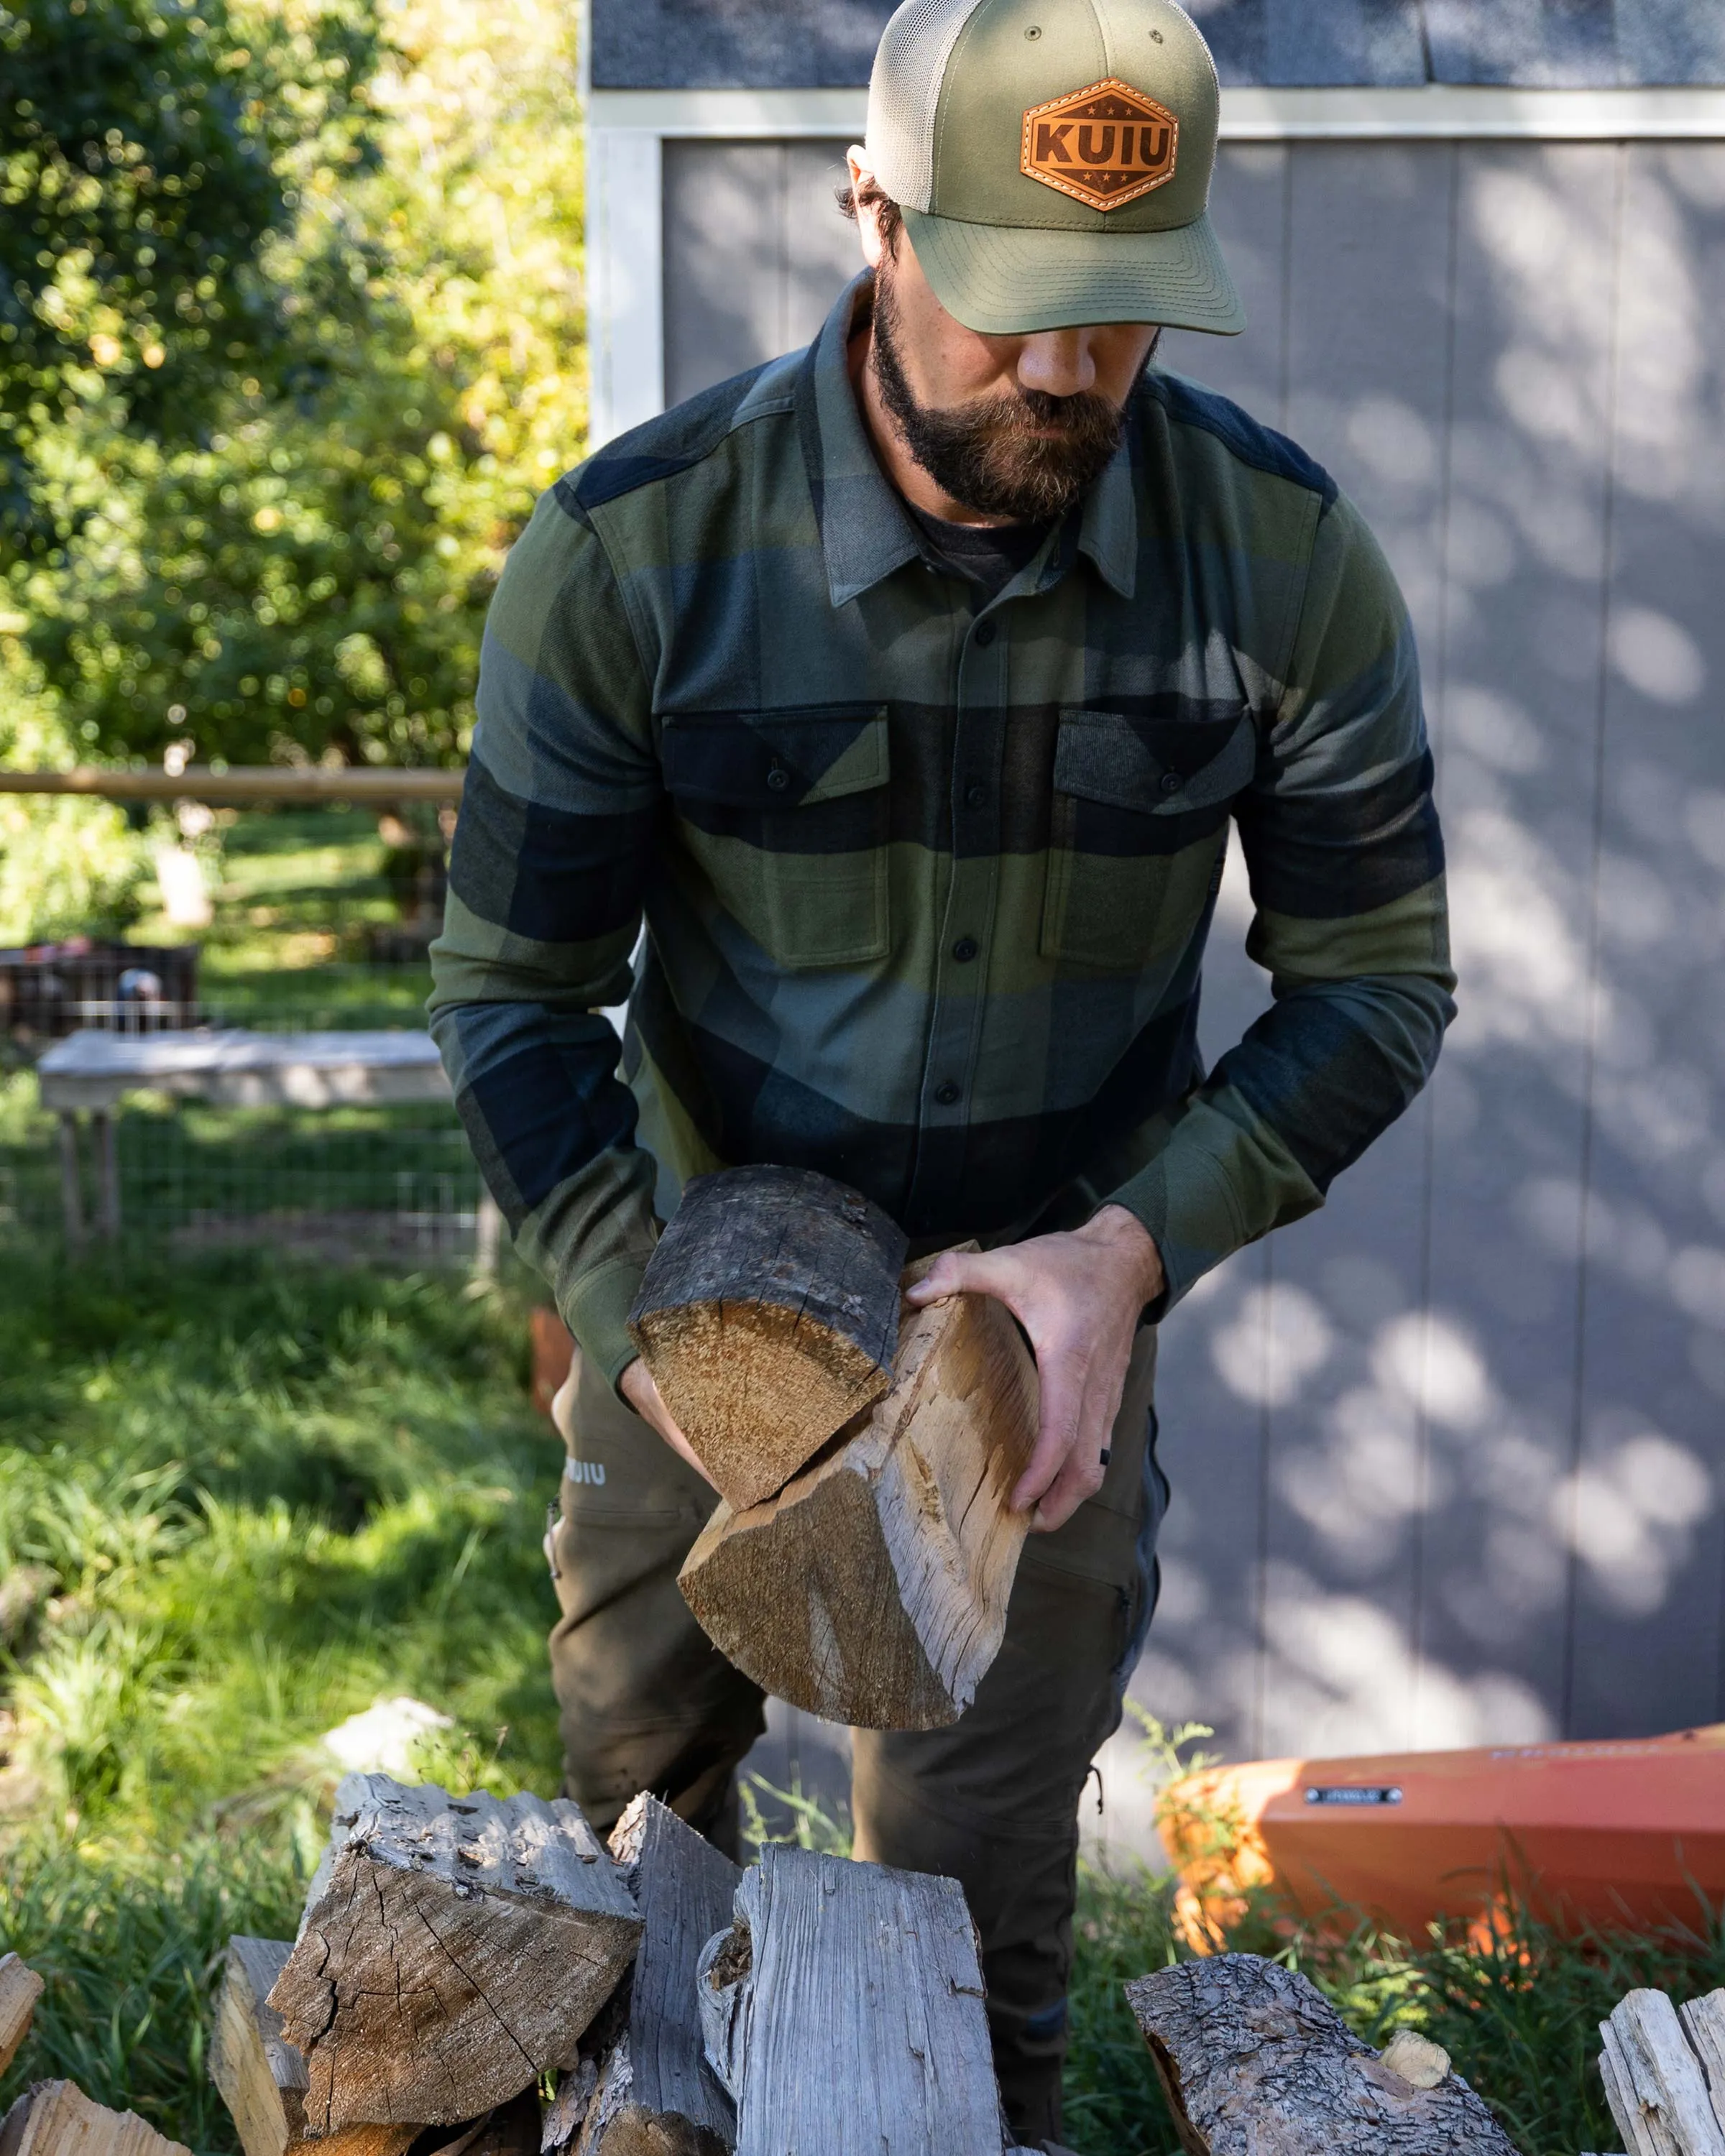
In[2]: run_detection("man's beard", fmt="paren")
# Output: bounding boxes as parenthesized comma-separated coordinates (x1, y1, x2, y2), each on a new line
(868, 259, 1147, 522)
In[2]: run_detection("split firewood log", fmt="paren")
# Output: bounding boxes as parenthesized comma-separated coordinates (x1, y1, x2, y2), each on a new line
(268, 1775, 641, 2134)
(1125, 1954, 1522, 2155)
(602, 1795, 738, 2151)
(1600, 1988, 1725, 2156)
(694, 1847, 1003, 2155)
(678, 1256, 1037, 1729)
(211, 1938, 419, 2156)
(0, 1955, 42, 2077)
(0, 2083, 189, 2156)
(626, 1166, 908, 1510)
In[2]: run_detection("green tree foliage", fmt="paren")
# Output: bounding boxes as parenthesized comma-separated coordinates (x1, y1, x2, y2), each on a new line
(0, 0, 375, 555)
(4, 0, 585, 777)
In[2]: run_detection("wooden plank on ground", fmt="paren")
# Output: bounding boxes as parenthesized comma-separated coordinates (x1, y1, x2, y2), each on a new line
(0, 1955, 43, 2077)
(696, 1847, 1001, 2156)
(678, 1259, 1036, 1728)
(211, 1937, 418, 2156)
(627, 1166, 907, 1509)
(0, 2083, 190, 2156)
(269, 1774, 641, 2133)
(1601, 1989, 1725, 2156)
(1125, 1953, 1521, 2155)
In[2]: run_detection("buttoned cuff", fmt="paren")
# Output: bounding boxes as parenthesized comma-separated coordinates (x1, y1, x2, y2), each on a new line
(1104, 1091, 1319, 1313)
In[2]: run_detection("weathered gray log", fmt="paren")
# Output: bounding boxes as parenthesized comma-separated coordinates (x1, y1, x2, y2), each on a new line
(695, 1847, 1002, 2156)
(627, 1166, 908, 1510)
(0, 1955, 42, 2077)
(1680, 1990, 1725, 2135)
(1601, 1989, 1725, 2156)
(604, 1795, 737, 2150)
(1125, 1954, 1522, 2156)
(0, 2085, 189, 2156)
(211, 1938, 419, 2156)
(678, 1258, 1037, 1729)
(268, 1775, 641, 2133)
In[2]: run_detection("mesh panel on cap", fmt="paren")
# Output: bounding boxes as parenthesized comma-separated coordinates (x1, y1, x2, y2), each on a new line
(866, 0, 990, 213)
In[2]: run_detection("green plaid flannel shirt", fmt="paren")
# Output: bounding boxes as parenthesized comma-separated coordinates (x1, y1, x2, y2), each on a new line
(428, 276, 1455, 1388)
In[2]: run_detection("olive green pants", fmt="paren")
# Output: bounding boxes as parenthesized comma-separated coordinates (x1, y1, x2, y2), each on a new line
(546, 1328, 1165, 2147)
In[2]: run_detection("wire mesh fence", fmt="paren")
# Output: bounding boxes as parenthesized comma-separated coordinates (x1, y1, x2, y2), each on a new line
(1, 801, 495, 1268)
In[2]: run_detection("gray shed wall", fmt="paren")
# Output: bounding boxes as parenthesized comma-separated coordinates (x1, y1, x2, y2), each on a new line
(662, 134, 1725, 1764)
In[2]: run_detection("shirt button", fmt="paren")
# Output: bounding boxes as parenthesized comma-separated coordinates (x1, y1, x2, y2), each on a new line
(766, 761, 791, 792)
(1159, 771, 1182, 795)
(974, 620, 997, 647)
(965, 783, 986, 810)
(935, 1081, 961, 1107)
(952, 936, 978, 964)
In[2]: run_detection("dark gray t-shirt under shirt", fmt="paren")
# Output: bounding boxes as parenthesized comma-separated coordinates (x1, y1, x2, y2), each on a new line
(903, 500, 1052, 605)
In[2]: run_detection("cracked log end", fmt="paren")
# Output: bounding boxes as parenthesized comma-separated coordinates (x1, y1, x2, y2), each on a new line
(270, 1787, 640, 2134)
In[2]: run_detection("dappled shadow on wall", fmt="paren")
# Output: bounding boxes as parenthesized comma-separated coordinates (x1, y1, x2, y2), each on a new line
(1144, 140, 1725, 1767)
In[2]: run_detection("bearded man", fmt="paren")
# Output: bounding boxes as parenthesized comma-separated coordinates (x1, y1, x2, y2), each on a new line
(429, 0, 1454, 2141)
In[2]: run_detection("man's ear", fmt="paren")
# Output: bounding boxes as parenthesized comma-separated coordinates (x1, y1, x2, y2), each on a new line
(846, 147, 890, 272)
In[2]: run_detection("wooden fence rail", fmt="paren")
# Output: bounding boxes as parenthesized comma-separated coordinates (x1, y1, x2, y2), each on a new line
(0, 768, 463, 804)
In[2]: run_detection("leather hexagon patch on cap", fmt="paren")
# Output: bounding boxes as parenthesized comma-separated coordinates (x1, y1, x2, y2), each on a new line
(1021, 78, 1178, 211)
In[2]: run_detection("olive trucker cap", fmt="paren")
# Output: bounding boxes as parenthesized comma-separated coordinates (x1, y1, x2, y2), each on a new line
(865, 0, 1244, 336)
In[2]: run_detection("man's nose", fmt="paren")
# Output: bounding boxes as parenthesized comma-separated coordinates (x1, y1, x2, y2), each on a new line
(1015, 330, 1096, 398)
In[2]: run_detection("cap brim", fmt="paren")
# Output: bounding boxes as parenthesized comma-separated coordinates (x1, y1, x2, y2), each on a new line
(901, 206, 1246, 338)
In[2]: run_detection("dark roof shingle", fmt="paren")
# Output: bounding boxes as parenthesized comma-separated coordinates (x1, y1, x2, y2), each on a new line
(589, 0, 1725, 90)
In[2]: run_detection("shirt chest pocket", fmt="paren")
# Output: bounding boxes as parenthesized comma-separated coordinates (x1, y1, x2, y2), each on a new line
(661, 704, 891, 970)
(1039, 704, 1256, 971)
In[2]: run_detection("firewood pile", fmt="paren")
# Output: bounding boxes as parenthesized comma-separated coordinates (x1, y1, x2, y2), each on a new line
(0, 1781, 1044, 2156)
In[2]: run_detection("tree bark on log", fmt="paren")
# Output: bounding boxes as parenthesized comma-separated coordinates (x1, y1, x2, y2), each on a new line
(211, 1938, 419, 2156)
(0, 2085, 189, 2156)
(268, 1775, 640, 2134)
(694, 1848, 1003, 2156)
(0, 1955, 42, 2078)
(678, 1261, 1037, 1729)
(1124, 1954, 1522, 2156)
(627, 1167, 908, 1510)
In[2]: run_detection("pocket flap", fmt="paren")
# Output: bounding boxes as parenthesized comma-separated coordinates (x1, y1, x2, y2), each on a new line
(1054, 704, 1255, 815)
(661, 705, 889, 808)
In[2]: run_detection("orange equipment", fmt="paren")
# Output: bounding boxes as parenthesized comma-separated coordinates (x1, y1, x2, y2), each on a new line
(1158, 1723, 1725, 1946)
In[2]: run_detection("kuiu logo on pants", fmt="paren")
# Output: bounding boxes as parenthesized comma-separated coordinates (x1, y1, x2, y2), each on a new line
(565, 1459, 607, 1487)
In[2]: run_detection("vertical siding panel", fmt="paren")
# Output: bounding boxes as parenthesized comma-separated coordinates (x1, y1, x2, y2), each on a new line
(661, 141, 791, 405)
(783, 142, 861, 348)
(1566, 141, 1725, 1735)
(1251, 142, 1456, 1756)
(1133, 146, 1289, 1764)
(1413, 142, 1622, 1747)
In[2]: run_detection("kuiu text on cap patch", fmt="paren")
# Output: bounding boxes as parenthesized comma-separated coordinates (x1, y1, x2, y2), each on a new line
(1021, 78, 1178, 211)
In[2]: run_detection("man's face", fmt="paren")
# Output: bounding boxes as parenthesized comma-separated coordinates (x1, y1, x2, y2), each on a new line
(850, 157, 1161, 523)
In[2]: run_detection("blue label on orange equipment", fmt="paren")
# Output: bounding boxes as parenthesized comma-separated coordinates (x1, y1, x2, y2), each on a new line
(1302, 1785, 1403, 1805)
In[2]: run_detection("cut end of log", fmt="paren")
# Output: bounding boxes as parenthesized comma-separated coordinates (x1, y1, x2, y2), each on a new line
(1381, 2030, 1451, 2090)
(677, 1267, 1038, 1730)
(627, 1165, 908, 1511)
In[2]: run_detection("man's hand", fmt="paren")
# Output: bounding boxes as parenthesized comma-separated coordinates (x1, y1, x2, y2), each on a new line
(620, 1357, 719, 1491)
(904, 1205, 1164, 1532)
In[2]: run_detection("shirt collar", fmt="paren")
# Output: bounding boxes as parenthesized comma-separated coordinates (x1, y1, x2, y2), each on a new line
(797, 270, 1139, 609)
